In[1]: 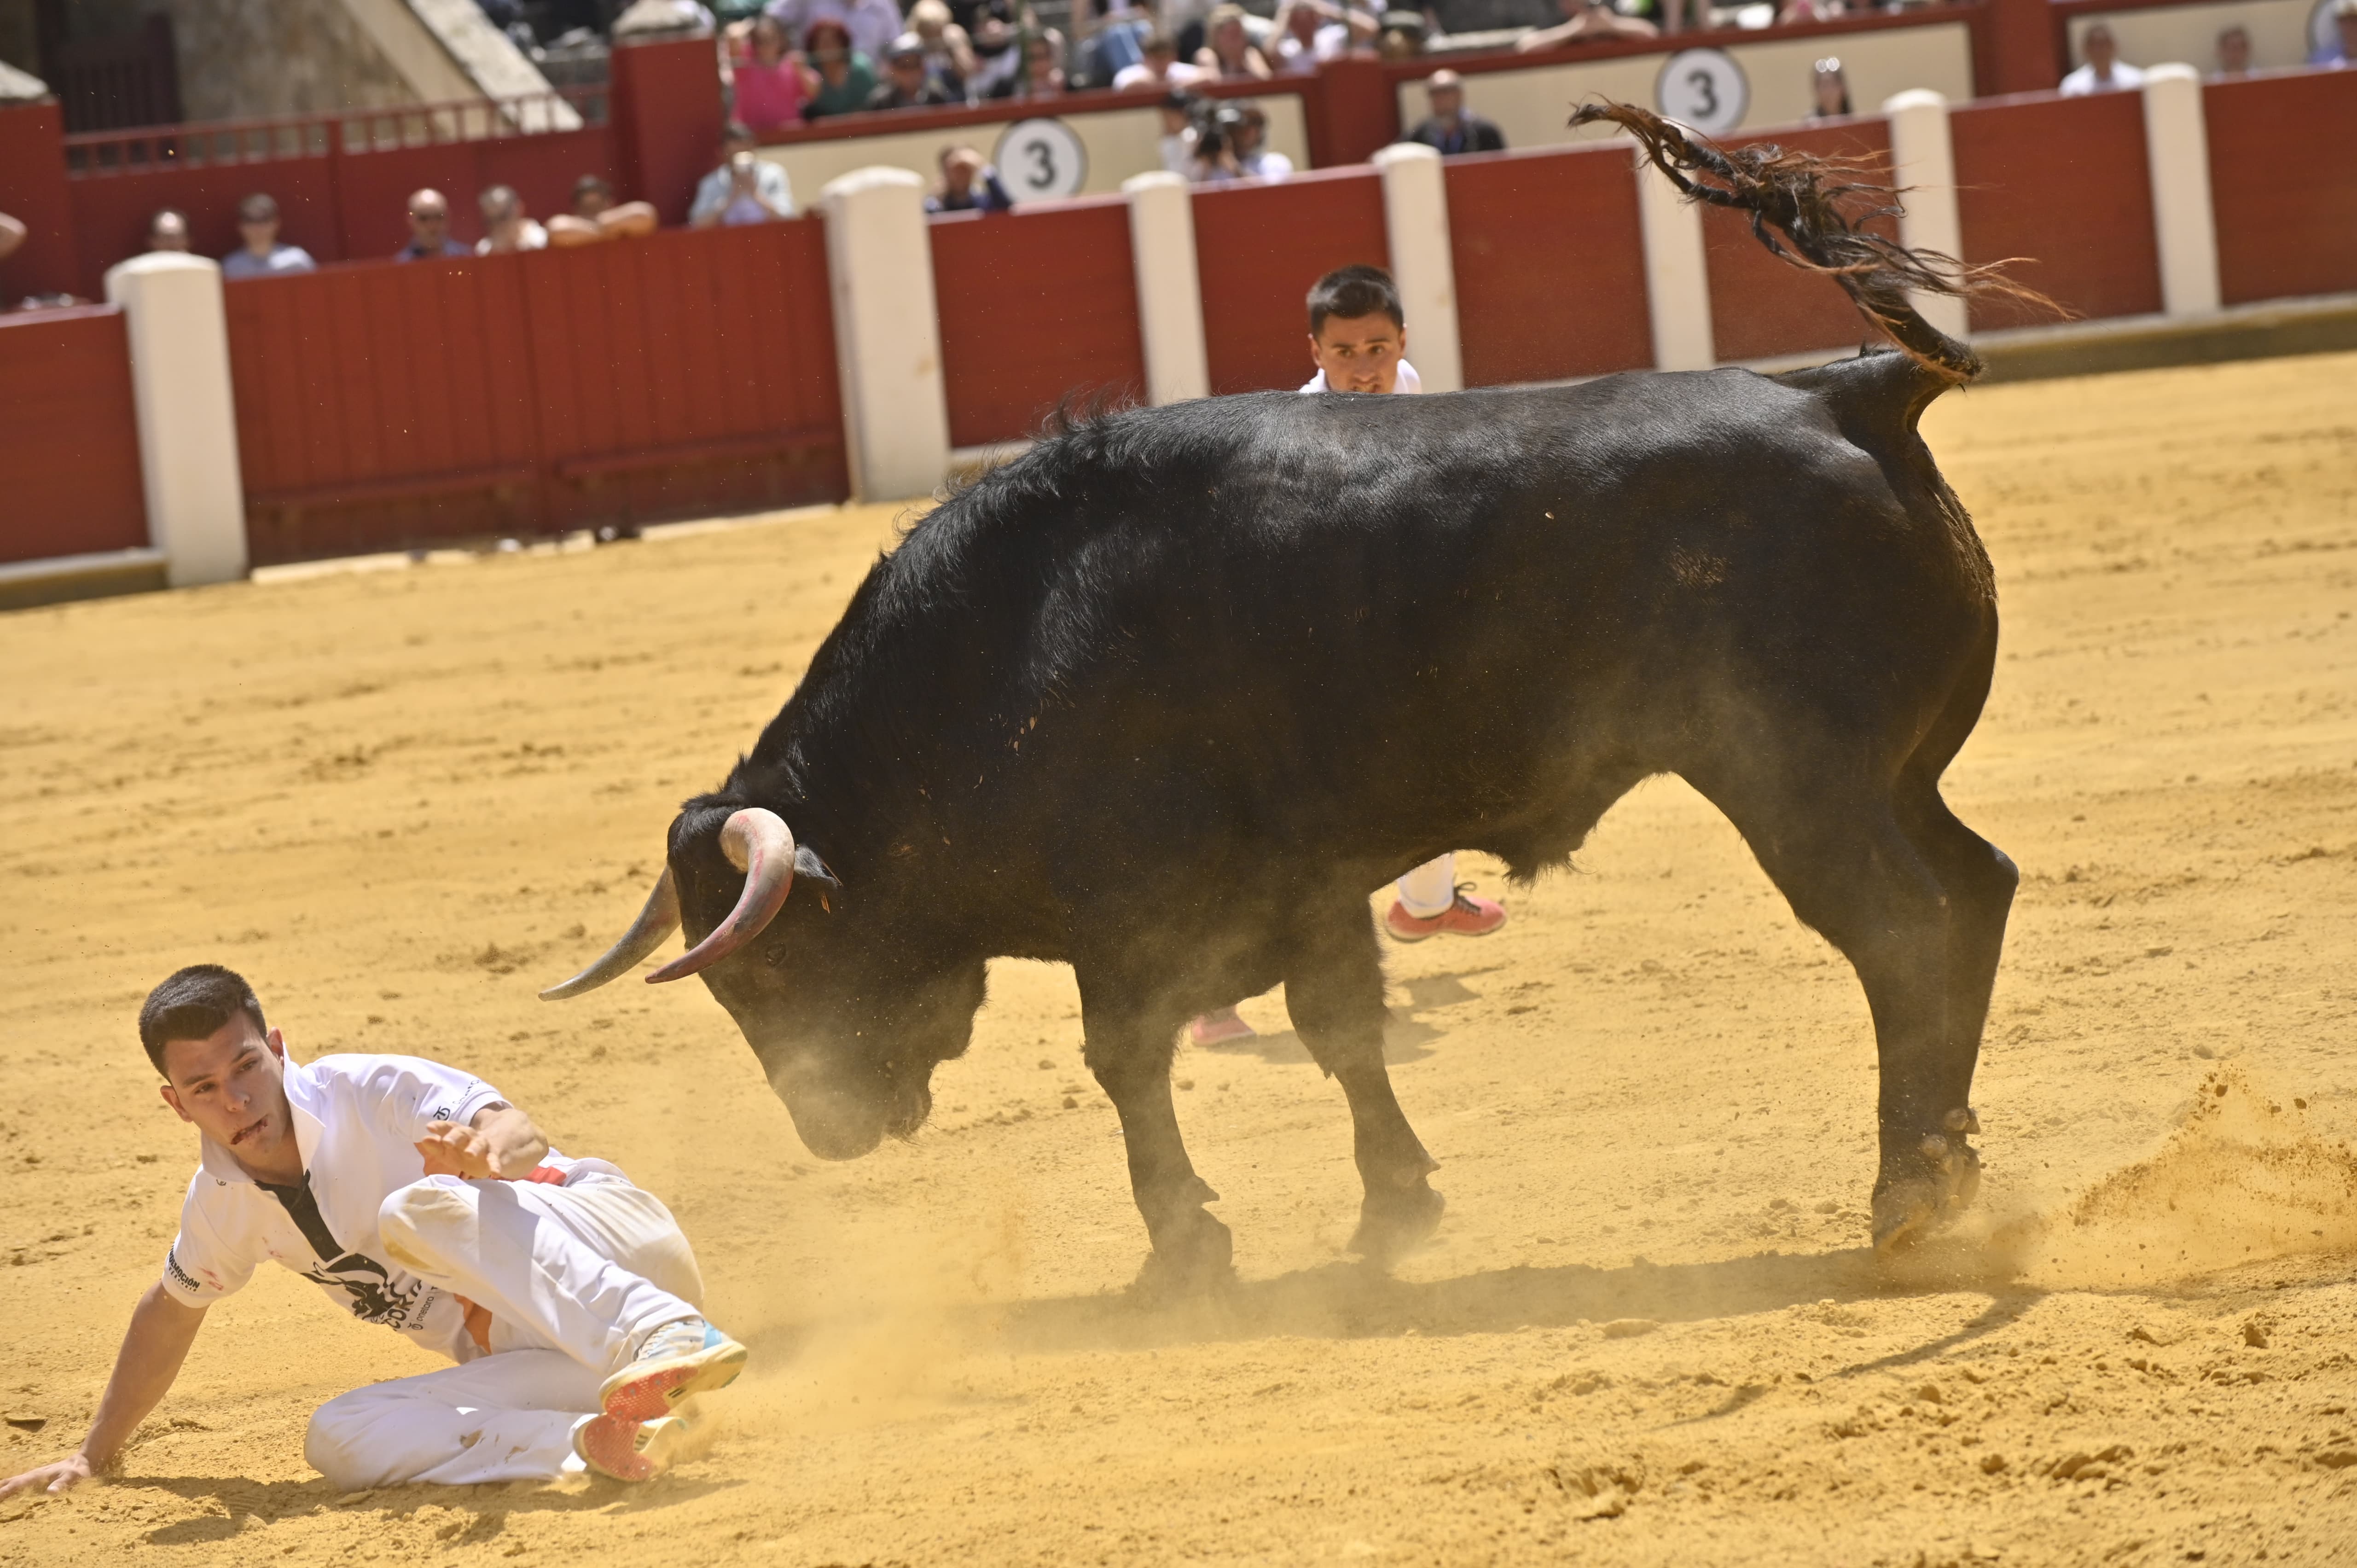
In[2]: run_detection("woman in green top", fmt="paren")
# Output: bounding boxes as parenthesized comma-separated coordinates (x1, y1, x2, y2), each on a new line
(803, 18, 880, 119)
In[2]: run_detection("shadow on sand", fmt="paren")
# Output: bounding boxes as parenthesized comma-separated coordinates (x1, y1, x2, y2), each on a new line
(116, 1468, 739, 1542)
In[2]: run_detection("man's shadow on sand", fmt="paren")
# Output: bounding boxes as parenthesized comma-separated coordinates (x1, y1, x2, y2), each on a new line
(1194, 969, 1503, 1067)
(115, 1469, 737, 1541)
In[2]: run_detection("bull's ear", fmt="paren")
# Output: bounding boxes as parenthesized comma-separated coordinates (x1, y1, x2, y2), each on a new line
(794, 844, 841, 909)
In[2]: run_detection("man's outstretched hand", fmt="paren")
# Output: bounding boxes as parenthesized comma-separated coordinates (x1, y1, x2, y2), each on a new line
(415, 1104, 549, 1180)
(0, 1452, 96, 1500)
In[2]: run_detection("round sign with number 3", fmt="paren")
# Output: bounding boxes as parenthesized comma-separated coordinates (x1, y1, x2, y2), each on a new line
(1655, 48, 1748, 136)
(993, 118, 1089, 201)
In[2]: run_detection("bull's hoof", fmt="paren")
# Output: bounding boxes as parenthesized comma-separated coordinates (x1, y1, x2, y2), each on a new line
(1349, 1179, 1446, 1264)
(1130, 1210, 1235, 1304)
(1871, 1132, 1982, 1253)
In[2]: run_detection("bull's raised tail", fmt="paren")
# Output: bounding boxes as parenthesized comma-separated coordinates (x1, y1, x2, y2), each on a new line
(1572, 101, 2055, 382)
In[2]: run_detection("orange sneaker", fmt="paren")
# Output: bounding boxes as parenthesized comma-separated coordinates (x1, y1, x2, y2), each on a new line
(1188, 1006, 1256, 1046)
(1384, 886, 1507, 942)
(573, 1413, 695, 1482)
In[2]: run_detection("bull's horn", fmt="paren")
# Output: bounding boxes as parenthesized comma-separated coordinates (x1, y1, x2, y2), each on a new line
(645, 807, 795, 985)
(539, 868, 682, 1001)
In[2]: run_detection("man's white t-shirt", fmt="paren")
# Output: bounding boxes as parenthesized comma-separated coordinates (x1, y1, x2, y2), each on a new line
(1299, 358, 1421, 395)
(2058, 61, 2145, 94)
(159, 1053, 612, 1364)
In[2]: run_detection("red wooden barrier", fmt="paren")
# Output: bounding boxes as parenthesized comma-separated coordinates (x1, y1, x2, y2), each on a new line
(0, 306, 148, 566)
(1444, 142, 1652, 385)
(1949, 89, 2161, 330)
(1193, 168, 1389, 396)
(931, 198, 1146, 449)
(2205, 68, 2357, 307)
(1702, 119, 1897, 363)
(224, 221, 845, 565)
(523, 220, 845, 531)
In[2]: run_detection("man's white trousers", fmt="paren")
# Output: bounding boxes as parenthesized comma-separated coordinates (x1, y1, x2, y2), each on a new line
(1396, 852, 1457, 918)
(305, 1173, 703, 1489)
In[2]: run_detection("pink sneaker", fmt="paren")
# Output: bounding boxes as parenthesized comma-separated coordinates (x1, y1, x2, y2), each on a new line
(1188, 1006, 1256, 1046)
(1385, 886, 1507, 942)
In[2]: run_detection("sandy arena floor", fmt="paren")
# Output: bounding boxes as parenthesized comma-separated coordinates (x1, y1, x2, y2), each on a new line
(2, 352, 2354, 1567)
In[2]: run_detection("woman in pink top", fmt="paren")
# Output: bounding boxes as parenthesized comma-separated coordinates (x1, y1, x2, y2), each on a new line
(731, 15, 815, 135)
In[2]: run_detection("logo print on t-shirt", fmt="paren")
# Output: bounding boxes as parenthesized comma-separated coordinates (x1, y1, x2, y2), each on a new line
(259, 1173, 432, 1331)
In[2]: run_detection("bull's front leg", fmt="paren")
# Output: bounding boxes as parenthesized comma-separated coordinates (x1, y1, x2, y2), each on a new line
(1081, 1005, 1233, 1299)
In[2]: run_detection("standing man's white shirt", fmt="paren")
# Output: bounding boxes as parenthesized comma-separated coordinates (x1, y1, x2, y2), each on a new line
(1299, 359, 1421, 395)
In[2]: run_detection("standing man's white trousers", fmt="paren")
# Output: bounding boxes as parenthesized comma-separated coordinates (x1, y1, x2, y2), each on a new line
(305, 1174, 704, 1489)
(1396, 853, 1457, 918)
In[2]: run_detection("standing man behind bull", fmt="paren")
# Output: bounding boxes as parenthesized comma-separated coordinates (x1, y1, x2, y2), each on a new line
(0, 966, 749, 1498)
(1191, 263, 1507, 1047)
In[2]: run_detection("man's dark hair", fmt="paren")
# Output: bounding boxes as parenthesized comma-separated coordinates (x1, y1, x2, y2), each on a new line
(138, 965, 266, 1077)
(1307, 263, 1404, 334)
(573, 173, 614, 201)
(238, 192, 279, 223)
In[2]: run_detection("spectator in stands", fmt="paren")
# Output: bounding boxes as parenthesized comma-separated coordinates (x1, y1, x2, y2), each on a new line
(691, 123, 798, 225)
(1776, 0, 1846, 23)
(2060, 24, 2144, 94)
(1516, 0, 1657, 52)
(1376, 11, 1426, 59)
(396, 190, 470, 261)
(1405, 70, 1504, 154)
(926, 145, 1016, 212)
(1271, 0, 1367, 73)
(1233, 101, 1293, 180)
(476, 186, 548, 254)
(732, 14, 817, 133)
(1806, 56, 1851, 120)
(2213, 24, 2252, 75)
(908, 0, 979, 98)
(1159, 88, 1202, 172)
(1115, 31, 1207, 88)
(1188, 102, 1247, 182)
(949, 0, 1023, 92)
(870, 34, 961, 107)
(221, 193, 316, 280)
(147, 209, 192, 253)
(2312, 0, 2357, 65)
(548, 175, 660, 246)
(988, 29, 1069, 98)
(1076, 0, 1154, 86)
(764, 0, 904, 65)
(1195, 4, 1273, 78)
(803, 18, 882, 118)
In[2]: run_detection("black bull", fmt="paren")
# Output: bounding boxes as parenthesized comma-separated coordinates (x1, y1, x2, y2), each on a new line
(545, 107, 2025, 1290)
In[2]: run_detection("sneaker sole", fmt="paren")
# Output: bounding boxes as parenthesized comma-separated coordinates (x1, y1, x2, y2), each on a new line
(574, 1413, 693, 1483)
(599, 1337, 748, 1423)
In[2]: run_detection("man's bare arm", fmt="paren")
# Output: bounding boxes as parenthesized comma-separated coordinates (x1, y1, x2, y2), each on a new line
(0, 1284, 205, 1499)
(415, 1103, 550, 1180)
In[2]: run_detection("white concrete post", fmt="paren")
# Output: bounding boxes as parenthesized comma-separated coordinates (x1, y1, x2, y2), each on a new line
(2140, 64, 2222, 319)
(1121, 172, 1210, 405)
(1371, 141, 1463, 394)
(1633, 147, 1714, 372)
(1881, 89, 1970, 344)
(820, 167, 952, 501)
(103, 253, 247, 587)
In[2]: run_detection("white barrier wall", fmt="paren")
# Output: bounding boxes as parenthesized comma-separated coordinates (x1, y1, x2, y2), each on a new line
(1123, 172, 1212, 405)
(2141, 64, 2223, 319)
(821, 167, 954, 502)
(103, 253, 248, 588)
(1882, 88, 1970, 343)
(2065, 0, 2319, 75)
(1373, 143, 1466, 395)
(1633, 145, 1714, 372)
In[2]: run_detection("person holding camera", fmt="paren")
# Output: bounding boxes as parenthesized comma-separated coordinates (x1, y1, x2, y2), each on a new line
(689, 122, 797, 228)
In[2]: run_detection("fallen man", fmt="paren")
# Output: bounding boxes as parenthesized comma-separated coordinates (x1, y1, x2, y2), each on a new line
(0, 964, 745, 1497)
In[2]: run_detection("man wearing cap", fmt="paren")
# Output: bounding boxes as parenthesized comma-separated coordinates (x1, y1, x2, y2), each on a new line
(868, 34, 962, 108)
(1405, 70, 1504, 155)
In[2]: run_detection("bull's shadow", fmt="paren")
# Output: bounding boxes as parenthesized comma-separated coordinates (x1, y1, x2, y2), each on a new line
(1192, 968, 1503, 1067)
(981, 1242, 2042, 1376)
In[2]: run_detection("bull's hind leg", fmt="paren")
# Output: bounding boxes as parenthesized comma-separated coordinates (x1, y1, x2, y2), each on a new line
(1283, 897, 1444, 1261)
(1690, 764, 1986, 1251)
(1077, 982, 1234, 1298)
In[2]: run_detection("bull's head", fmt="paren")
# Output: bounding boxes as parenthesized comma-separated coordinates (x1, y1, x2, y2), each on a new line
(539, 801, 984, 1159)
